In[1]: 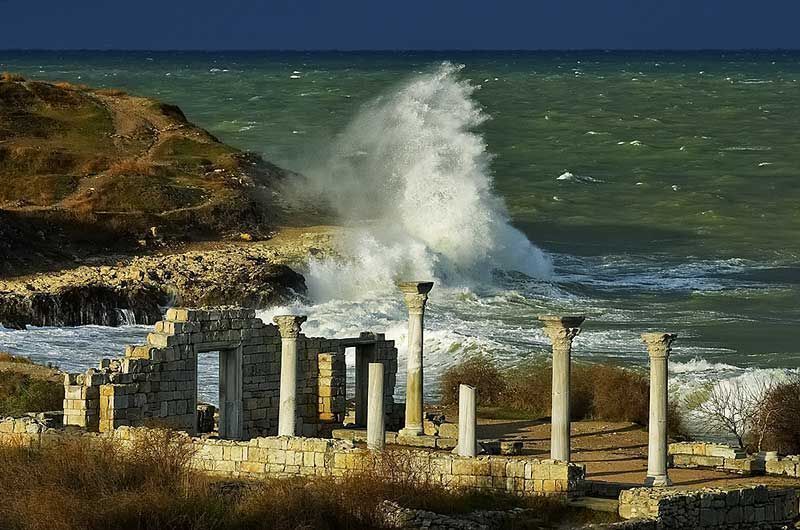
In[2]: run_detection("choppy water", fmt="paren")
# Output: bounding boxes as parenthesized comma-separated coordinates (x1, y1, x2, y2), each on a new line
(1, 51, 799, 418)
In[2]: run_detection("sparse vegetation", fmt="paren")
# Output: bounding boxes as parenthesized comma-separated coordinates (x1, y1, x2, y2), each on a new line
(0, 372, 64, 416)
(439, 354, 507, 407)
(440, 356, 654, 424)
(749, 377, 800, 454)
(0, 432, 616, 530)
(692, 378, 775, 449)
(1, 72, 26, 82)
(0, 76, 283, 276)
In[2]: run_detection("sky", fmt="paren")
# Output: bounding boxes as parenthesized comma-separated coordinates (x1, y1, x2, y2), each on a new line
(1, 0, 799, 50)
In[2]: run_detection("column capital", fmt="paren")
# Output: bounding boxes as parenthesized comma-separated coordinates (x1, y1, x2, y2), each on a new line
(398, 281, 434, 314)
(273, 315, 307, 338)
(641, 333, 677, 357)
(538, 315, 585, 344)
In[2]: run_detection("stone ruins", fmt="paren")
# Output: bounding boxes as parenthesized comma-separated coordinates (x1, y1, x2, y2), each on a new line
(3, 280, 800, 527)
(55, 280, 685, 491)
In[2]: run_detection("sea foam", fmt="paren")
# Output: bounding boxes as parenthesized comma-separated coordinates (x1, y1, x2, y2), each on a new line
(291, 62, 552, 303)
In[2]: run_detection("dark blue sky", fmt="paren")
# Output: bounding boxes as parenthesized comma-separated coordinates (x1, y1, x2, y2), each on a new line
(1, 0, 799, 50)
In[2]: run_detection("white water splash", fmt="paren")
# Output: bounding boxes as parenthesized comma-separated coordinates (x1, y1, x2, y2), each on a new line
(293, 62, 552, 302)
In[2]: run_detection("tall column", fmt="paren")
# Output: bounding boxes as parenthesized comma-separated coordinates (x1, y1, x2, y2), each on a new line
(367, 362, 385, 451)
(643, 332, 677, 487)
(398, 281, 434, 436)
(273, 315, 307, 437)
(457, 384, 477, 457)
(539, 315, 585, 462)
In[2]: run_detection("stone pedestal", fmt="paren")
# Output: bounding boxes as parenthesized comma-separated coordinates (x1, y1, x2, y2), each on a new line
(539, 315, 585, 462)
(457, 384, 477, 457)
(273, 315, 307, 437)
(398, 281, 434, 437)
(367, 362, 385, 451)
(643, 332, 677, 487)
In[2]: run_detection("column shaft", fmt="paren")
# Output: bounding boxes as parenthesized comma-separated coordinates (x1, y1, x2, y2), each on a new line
(273, 315, 307, 437)
(398, 282, 433, 436)
(457, 384, 477, 457)
(551, 343, 571, 462)
(278, 336, 298, 436)
(539, 315, 584, 463)
(403, 311, 424, 434)
(367, 362, 385, 451)
(643, 333, 676, 487)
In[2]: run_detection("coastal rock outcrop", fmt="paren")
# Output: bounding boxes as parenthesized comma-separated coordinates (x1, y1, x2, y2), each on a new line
(0, 246, 306, 329)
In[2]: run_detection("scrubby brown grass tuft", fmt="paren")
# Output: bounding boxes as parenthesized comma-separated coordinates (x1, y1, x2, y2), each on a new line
(440, 354, 506, 407)
(0, 372, 64, 416)
(93, 88, 128, 97)
(0, 352, 33, 364)
(1, 72, 26, 82)
(52, 81, 89, 91)
(105, 158, 161, 177)
(441, 356, 652, 424)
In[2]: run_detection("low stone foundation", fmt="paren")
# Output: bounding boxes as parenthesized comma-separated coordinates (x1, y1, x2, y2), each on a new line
(668, 442, 765, 475)
(766, 456, 800, 478)
(0, 421, 586, 497)
(619, 485, 799, 529)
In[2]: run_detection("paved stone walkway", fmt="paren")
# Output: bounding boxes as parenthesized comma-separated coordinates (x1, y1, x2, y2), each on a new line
(476, 418, 800, 491)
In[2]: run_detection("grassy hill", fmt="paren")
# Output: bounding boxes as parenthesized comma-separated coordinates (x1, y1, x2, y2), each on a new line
(0, 73, 289, 274)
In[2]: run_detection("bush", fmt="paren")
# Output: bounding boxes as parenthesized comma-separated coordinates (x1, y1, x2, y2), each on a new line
(439, 354, 506, 407)
(750, 378, 800, 454)
(584, 364, 649, 424)
(0, 372, 64, 416)
(440, 357, 651, 424)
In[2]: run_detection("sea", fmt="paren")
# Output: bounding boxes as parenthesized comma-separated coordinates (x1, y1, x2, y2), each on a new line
(1, 51, 798, 428)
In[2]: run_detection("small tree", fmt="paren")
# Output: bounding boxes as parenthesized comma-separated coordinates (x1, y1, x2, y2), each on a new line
(693, 377, 775, 449)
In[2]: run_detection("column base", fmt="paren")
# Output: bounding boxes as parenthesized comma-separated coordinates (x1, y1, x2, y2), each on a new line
(644, 474, 672, 487)
(398, 426, 424, 437)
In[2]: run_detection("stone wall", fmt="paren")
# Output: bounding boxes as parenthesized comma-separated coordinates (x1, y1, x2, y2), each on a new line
(0, 421, 586, 497)
(127, 427, 585, 496)
(668, 442, 765, 475)
(63, 308, 400, 439)
(619, 486, 799, 529)
(766, 456, 800, 478)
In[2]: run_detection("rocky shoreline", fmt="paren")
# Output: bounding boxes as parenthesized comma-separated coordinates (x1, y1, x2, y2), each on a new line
(0, 227, 342, 329)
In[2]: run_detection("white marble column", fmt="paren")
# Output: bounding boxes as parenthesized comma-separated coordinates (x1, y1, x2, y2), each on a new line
(643, 332, 677, 487)
(398, 281, 434, 436)
(457, 384, 477, 457)
(367, 362, 385, 451)
(539, 315, 585, 462)
(273, 315, 307, 437)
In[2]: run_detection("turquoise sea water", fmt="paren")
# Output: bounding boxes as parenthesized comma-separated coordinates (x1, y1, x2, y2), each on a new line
(1, 51, 799, 408)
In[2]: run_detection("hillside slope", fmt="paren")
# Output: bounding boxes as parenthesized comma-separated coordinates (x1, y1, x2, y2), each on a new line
(0, 73, 289, 275)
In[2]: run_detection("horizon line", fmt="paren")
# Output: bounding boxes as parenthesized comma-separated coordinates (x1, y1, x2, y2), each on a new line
(2, 48, 800, 53)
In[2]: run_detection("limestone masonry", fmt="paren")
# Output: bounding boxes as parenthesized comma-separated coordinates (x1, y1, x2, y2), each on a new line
(619, 485, 798, 529)
(64, 307, 399, 438)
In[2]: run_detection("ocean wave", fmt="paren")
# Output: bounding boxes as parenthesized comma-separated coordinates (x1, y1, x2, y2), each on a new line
(286, 62, 552, 304)
(670, 357, 739, 374)
(557, 171, 603, 183)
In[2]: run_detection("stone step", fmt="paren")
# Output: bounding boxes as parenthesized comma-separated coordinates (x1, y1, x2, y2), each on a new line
(568, 496, 620, 513)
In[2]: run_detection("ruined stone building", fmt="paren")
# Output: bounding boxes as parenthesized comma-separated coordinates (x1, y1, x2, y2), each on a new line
(63, 308, 402, 440)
